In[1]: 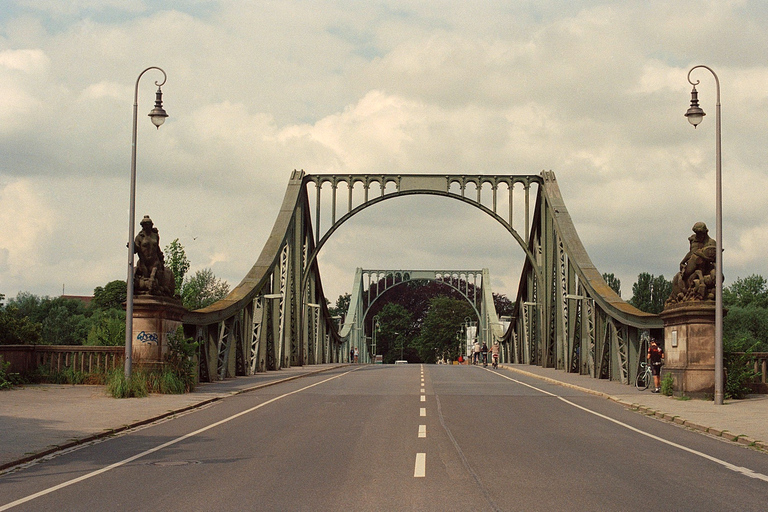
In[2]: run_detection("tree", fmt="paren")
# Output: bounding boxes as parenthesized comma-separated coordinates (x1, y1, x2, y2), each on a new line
(374, 303, 413, 364)
(602, 273, 621, 296)
(164, 238, 191, 295)
(0, 302, 42, 345)
(182, 269, 230, 310)
(493, 293, 514, 317)
(40, 298, 90, 345)
(723, 275, 768, 352)
(85, 309, 125, 346)
(723, 275, 768, 309)
(629, 273, 672, 314)
(91, 280, 127, 311)
(413, 296, 476, 363)
(329, 293, 351, 319)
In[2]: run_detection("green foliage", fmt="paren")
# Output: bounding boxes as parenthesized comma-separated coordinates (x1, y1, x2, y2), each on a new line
(90, 280, 127, 311)
(85, 309, 126, 346)
(0, 302, 42, 345)
(164, 326, 198, 393)
(373, 303, 413, 363)
(413, 296, 476, 363)
(723, 275, 768, 352)
(107, 368, 149, 398)
(7, 294, 90, 345)
(493, 293, 514, 317)
(182, 268, 230, 310)
(0, 356, 24, 389)
(602, 273, 621, 296)
(661, 372, 674, 396)
(41, 300, 90, 345)
(629, 273, 672, 314)
(723, 332, 758, 400)
(723, 274, 768, 309)
(32, 364, 105, 385)
(164, 238, 191, 295)
(329, 293, 351, 319)
(106, 328, 197, 397)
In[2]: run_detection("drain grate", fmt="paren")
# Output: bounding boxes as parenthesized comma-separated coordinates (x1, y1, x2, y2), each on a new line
(147, 460, 201, 467)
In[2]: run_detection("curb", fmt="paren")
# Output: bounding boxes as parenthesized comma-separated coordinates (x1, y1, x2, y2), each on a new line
(0, 365, 346, 473)
(498, 365, 766, 453)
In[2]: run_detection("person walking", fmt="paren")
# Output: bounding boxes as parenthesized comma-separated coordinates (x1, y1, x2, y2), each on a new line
(648, 338, 665, 393)
(472, 341, 481, 364)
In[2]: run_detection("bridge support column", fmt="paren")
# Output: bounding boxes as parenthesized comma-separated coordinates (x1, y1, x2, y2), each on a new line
(660, 303, 716, 398)
(131, 296, 186, 368)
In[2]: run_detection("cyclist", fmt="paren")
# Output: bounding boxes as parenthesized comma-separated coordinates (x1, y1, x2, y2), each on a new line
(490, 341, 500, 369)
(481, 342, 489, 367)
(647, 338, 665, 393)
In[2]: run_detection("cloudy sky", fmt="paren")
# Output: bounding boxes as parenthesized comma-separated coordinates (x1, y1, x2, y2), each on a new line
(2, 0, 767, 306)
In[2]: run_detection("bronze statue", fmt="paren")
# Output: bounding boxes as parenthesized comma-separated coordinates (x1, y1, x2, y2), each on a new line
(134, 216, 176, 297)
(666, 222, 718, 305)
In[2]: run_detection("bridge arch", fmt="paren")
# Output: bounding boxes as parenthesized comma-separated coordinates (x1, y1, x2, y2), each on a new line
(300, 175, 544, 316)
(339, 268, 506, 363)
(181, 170, 662, 389)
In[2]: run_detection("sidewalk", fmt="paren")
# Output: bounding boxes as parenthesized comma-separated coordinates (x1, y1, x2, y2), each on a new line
(501, 363, 768, 452)
(0, 364, 347, 471)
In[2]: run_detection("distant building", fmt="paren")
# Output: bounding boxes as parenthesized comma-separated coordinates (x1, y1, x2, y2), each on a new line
(60, 295, 93, 306)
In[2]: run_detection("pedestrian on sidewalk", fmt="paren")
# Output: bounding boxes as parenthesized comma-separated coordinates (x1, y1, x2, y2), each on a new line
(472, 340, 480, 364)
(648, 338, 665, 393)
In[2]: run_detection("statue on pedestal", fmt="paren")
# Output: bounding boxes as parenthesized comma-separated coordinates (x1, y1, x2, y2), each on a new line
(134, 215, 176, 297)
(666, 222, 718, 305)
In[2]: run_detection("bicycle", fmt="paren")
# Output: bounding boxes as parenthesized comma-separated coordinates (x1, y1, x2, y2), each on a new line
(635, 362, 652, 391)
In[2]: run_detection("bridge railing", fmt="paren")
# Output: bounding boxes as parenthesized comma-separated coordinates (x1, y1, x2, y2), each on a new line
(733, 352, 768, 393)
(0, 345, 124, 375)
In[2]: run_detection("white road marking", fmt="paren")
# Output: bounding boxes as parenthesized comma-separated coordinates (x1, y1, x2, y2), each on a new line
(420, 388, 425, 393)
(0, 369, 360, 511)
(420, 395, 426, 402)
(418, 425, 427, 438)
(490, 369, 768, 483)
(414, 453, 426, 477)
(420, 408, 426, 416)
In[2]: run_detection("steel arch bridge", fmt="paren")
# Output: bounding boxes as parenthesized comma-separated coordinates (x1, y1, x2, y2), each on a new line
(338, 268, 506, 363)
(181, 170, 662, 386)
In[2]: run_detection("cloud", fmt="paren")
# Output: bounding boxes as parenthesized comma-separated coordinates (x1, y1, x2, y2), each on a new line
(2, 0, 768, 306)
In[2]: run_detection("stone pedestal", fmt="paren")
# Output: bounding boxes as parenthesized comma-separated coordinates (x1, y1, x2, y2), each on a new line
(659, 302, 715, 398)
(131, 295, 186, 366)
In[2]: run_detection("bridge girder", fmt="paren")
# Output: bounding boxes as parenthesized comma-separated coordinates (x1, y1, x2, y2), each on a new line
(181, 170, 661, 387)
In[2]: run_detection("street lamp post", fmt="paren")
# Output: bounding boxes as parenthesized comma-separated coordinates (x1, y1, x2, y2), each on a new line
(372, 315, 380, 362)
(125, 67, 168, 380)
(685, 65, 723, 405)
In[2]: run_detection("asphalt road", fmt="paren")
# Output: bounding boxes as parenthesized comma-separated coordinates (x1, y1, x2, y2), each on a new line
(2, 364, 768, 511)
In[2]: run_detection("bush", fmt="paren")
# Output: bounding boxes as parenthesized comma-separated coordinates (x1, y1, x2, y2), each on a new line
(661, 372, 674, 396)
(106, 368, 149, 398)
(164, 326, 198, 393)
(31, 364, 105, 385)
(724, 351, 757, 400)
(0, 356, 24, 390)
(106, 327, 197, 398)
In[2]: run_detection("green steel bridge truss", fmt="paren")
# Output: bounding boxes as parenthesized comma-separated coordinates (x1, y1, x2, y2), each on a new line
(181, 170, 662, 385)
